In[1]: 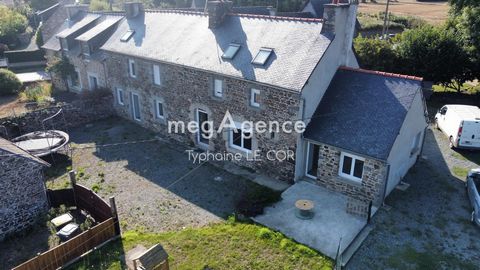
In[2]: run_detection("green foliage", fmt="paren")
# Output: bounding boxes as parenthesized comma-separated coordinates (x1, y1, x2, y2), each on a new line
(35, 24, 43, 47)
(354, 35, 397, 71)
(449, 0, 480, 14)
(19, 82, 52, 103)
(0, 69, 22, 96)
(256, 227, 274, 239)
(0, 6, 28, 44)
(89, 0, 110, 11)
(30, 0, 58, 11)
(46, 56, 75, 79)
(357, 12, 426, 31)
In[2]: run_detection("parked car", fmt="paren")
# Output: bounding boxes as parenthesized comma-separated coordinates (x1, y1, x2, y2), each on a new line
(435, 105, 480, 149)
(466, 169, 480, 226)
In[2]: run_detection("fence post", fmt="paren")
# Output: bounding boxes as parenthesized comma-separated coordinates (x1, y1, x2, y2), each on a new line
(69, 170, 78, 207)
(109, 196, 121, 235)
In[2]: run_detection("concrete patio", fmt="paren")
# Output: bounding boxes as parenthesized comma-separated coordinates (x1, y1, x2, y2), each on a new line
(254, 181, 367, 259)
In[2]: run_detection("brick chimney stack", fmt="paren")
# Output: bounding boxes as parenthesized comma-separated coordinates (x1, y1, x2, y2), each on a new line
(207, 0, 233, 29)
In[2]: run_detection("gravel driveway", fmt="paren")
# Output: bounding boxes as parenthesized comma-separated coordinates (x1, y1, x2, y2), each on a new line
(49, 117, 267, 233)
(347, 126, 480, 269)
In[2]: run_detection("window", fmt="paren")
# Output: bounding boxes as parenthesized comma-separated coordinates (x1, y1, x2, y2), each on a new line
(250, 88, 260, 107)
(120, 30, 135, 42)
(153, 64, 161, 85)
(339, 152, 365, 182)
(88, 74, 98, 90)
(155, 100, 164, 119)
(222, 43, 241, 59)
(411, 131, 422, 155)
(68, 70, 81, 90)
(81, 42, 90, 56)
(131, 93, 141, 121)
(230, 123, 253, 152)
(128, 59, 136, 78)
(116, 88, 124, 105)
(197, 109, 210, 145)
(252, 48, 273, 65)
(61, 38, 68, 51)
(213, 78, 223, 97)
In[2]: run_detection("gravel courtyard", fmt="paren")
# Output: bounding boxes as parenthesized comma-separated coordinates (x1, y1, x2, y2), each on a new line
(48, 117, 270, 233)
(347, 126, 480, 269)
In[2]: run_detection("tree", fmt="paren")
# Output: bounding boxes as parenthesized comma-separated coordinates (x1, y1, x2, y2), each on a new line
(449, 0, 479, 13)
(353, 35, 397, 71)
(394, 25, 473, 91)
(0, 69, 22, 96)
(0, 6, 28, 45)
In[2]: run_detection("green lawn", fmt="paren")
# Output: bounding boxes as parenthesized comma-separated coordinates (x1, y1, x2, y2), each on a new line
(432, 83, 480, 94)
(68, 220, 333, 270)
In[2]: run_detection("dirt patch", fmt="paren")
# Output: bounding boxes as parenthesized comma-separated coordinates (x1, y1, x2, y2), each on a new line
(358, 0, 449, 25)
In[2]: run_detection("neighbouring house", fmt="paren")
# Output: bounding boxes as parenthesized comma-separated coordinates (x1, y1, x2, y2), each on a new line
(0, 138, 50, 241)
(43, 0, 427, 212)
(42, 4, 123, 92)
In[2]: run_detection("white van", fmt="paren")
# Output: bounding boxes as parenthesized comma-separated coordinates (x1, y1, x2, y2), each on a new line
(435, 105, 480, 149)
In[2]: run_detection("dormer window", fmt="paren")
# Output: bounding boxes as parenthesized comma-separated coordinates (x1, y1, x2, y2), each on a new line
(121, 30, 135, 42)
(81, 42, 90, 56)
(60, 38, 68, 51)
(252, 48, 273, 66)
(222, 43, 241, 59)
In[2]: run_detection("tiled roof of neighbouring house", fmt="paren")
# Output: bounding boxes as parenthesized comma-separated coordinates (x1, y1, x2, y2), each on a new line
(101, 11, 332, 91)
(0, 137, 50, 166)
(303, 67, 423, 160)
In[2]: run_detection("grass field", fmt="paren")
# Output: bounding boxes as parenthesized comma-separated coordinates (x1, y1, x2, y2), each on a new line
(358, 0, 449, 25)
(67, 220, 333, 270)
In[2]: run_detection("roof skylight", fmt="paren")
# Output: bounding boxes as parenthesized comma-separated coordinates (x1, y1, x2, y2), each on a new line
(120, 30, 135, 42)
(222, 43, 241, 59)
(252, 48, 273, 66)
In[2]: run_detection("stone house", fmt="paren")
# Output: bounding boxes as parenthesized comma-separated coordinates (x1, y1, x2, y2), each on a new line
(0, 138, 50, 241)
(42, 4, 123, 93)
(43, 0, 427, 207)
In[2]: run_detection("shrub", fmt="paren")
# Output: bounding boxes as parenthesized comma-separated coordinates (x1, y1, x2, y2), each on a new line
(19, 82, 53, 103)
(0, 69, 22, 95)
(35, 24, 44, 47)
(353, 35, 397, 71)
(46, 56, 75, 79)
(257, 228, 273, 239)
(90, 0, 110, 11)
(0, 6, 28, 44)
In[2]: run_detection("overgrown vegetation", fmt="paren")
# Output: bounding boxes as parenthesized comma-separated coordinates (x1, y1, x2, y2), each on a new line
(0, 5, 28, 45)
(19, 82, 53, 103)
(67, 220, 333, 270)
(89, 0, 110, 11)
(357, 12, 426, 31)
(0, 68, 22, 96)
(46, 56, 75, 79)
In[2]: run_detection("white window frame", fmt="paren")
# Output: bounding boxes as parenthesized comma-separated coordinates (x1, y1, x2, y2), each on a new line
(131, 92, 141, 121)
(250, 88, 260, 107)
(128, 59, 136, 78)
(153, 64, 161, 86)
(229, 122, 253, 153)
(338, 152, 365, 182)
(116, 88, 124, 105)
(87, 73, 99, 91)
(155, 99, 165, 119)
(213, 78, 223, 98)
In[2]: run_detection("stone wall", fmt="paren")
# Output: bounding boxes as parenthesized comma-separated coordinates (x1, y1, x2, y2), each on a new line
(315, 143, 387, 205)
(105, 52, 301, 182)
(1, 95, 115, 135)
(0, 150, 48, 240)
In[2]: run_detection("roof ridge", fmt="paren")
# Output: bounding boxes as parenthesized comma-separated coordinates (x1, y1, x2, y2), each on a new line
(144, 9, 207, 16)
(87, 11, 126, 16)
(339, 66, 423, 81)
(228, 13, 324, 23)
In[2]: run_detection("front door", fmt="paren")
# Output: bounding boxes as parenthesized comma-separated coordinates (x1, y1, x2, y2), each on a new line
(197, 109, 209, 146)
(305, 142, 320, 179)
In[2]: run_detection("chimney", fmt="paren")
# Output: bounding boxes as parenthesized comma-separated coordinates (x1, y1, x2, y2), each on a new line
(207, 0, 233, 29)
(65, 4, 89, 20)
(124, 2, 144, 19)
(323, 0, 358, 65)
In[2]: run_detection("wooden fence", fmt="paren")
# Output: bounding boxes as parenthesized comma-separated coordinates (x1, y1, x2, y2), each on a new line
(13, 171, 121, 270)
(12, 218, 117, 270)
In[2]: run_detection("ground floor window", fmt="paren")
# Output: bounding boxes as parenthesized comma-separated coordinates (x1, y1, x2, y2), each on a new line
(305, 142, 320, 178)
(197, 109, 210, 145)
(339, 152, 364, 182)
(68, 70, 81, 90)
(131, 93, 141, 121)
(155, 100, 164, 119)
(88, 74, 98, 91)
(116, 88, 124, 105)
(230, 124, 252, 152)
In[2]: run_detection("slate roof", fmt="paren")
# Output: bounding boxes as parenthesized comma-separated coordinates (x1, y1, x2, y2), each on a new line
(303, 67, 423, 160)
(0, 137, 50, 166)
(76, 15, 123, 42)
(56, 13, 101, 39)
(101, 11, 331, 91)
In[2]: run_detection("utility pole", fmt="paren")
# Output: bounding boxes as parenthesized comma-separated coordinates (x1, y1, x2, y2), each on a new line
(381, 0, 391, 39)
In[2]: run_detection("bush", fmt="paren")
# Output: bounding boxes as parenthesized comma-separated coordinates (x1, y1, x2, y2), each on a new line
(0, 6, 28, 45)
(19, 82, 53, 103)
(257, 228, 273, 239)
(35, 24, 44, 47)
(89, 0, 110, 11)
(0, 69, 22, 95)
(354, 35, 397, 71)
